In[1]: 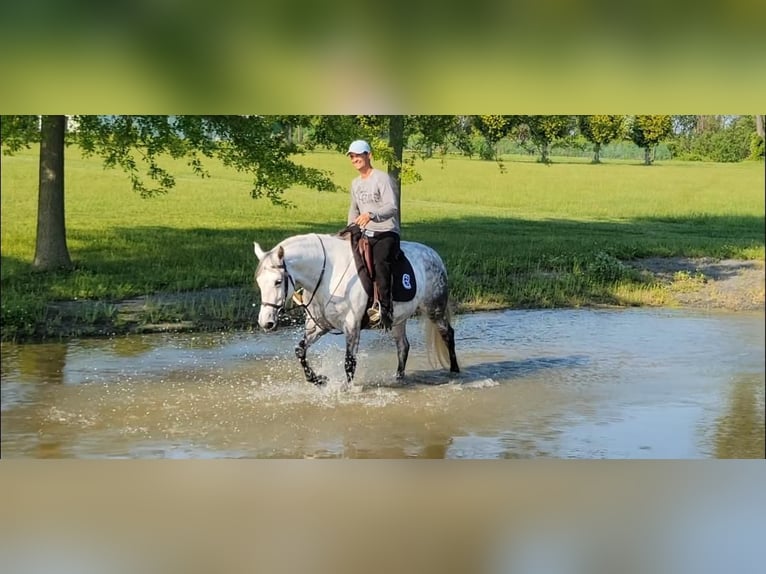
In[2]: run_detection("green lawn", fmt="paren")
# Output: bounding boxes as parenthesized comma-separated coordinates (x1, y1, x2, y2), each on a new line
(2, 147, 764, 340)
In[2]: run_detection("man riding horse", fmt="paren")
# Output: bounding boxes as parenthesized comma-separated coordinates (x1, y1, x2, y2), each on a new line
(345, 139, 400, 331)
(253, 140, 459, 385)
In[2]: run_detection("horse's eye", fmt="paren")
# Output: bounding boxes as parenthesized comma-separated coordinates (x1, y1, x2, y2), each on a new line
(275, 279, 282, 286)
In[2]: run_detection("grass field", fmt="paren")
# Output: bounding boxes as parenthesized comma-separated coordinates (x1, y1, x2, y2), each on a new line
(2, 147, 764, 340)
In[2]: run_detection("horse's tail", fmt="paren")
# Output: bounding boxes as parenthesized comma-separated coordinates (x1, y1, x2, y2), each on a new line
(424, 305, 452, 370)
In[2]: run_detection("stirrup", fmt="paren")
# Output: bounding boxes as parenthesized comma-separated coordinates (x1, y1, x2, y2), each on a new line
(367, 301, 381, 323)
(292, 289, 304, 306)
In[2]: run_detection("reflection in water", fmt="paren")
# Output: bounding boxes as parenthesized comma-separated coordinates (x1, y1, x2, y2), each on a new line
(107, 336, 157, 358)
(1, 308, 764, 459)
(17, 342, 68, 384)
(714, 375, 766, 458)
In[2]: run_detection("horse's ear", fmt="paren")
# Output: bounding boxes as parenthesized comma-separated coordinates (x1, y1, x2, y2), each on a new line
(253, 242, 265, 261)
(277, 245, 284, 260)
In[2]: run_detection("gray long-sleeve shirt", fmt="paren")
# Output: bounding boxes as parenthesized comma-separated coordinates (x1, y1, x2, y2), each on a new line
(347, 168, 400, 235)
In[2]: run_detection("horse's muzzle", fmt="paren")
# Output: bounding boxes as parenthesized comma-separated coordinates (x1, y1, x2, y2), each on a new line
(261, 321, 276, 332)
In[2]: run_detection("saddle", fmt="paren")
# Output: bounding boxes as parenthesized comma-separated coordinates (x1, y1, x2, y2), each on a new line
(338, 224, 417, 306)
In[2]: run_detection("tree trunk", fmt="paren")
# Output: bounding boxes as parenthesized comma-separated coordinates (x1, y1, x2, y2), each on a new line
(33, 115, 72, 270)
(696, 115, 721, 134)
(756, 115, 765, 138)
(540, 142, 550, 164)
(643, 146, 652, 165)
(387, 115, 404, 224)
(695, 115, 707, 134)
(593, 142, 601, 163)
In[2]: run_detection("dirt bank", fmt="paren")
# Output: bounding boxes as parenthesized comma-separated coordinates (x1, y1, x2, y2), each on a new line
(629, 257, 765, 312)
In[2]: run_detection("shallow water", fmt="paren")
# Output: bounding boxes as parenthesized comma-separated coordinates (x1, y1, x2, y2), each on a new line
(1, 308, 763, 458)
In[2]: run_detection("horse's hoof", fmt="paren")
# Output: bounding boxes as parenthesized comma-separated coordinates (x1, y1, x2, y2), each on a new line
(311, 375, 328, 387)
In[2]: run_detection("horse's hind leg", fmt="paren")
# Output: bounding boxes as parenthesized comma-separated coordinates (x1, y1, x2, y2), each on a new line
(428, 306, 460, 374)
(295, 321, 328, 386)
(440, 319, 460, 373)
(392, 322, 410, 379)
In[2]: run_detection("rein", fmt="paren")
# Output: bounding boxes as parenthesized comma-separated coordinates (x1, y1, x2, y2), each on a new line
(293, 235, 327, 322)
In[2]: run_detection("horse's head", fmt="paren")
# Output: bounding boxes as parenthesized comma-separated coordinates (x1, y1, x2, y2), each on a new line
(253, 242, 294, 332)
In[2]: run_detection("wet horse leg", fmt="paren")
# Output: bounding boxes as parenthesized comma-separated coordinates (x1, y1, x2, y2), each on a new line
(429, 309, 460, 373)
(343, 326, 361, 385)
(295, 321, 328, 386)
(440, 320, 460, 373)
(392, 322, 410, 379)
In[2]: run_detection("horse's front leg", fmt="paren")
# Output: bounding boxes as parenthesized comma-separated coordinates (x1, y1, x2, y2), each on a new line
(392, 322, 410, 380)
(295, 321, 328, 386)
(343, 324, 362, 386)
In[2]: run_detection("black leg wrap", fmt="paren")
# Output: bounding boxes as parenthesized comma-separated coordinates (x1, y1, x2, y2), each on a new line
(447, 326, 460, 373)
(310, 374, 328, 386)
(296, 339, 325, 385)
(344, 352, 357, 383)
(396, 340, 409, 380)
(438, 325, 460, 373)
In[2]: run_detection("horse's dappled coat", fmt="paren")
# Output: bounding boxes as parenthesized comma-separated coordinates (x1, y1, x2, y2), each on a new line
(254, 233, 459, 387)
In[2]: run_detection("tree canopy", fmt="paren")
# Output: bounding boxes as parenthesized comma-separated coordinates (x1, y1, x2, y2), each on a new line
(578, 115, 626, 163)
(2, 113, 761, 271)
(628, 115, 673, 165)
(523, 115, 576, 164)
(307, 115, 472, 186)
(1, 115, 339, 269)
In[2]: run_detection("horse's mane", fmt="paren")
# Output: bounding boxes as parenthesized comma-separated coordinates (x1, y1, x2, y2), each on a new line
(335, 224, 360, 242)
(282, 231, 352, 250)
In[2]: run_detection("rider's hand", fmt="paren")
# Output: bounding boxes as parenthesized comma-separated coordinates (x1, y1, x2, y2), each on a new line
(355, 212, 372, 228)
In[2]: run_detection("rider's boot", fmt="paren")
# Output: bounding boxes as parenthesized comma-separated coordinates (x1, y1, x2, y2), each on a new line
(380, 304, 393, 331)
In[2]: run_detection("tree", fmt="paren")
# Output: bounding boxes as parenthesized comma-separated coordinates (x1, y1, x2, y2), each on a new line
(669, 115, 763, 162)
(703, 115, 757, 162)
(1, 115, 337, 271)
(695, 115, 723, 134)
(578, 115, 625, 163)
(752, 115, 765, 160)
(628, 115, 673, 165)
(667, 115, 699, 159)
(522, 115, 576, 164)
(473, 115, 519, 160)
(34, 116, 72, 270)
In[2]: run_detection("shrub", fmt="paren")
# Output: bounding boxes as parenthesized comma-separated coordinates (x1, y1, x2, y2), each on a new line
(749, 133, 765, 160)
(587, 252, 630, 283)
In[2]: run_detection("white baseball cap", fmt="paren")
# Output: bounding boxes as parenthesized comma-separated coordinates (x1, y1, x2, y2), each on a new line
(346, 140, 371, 155)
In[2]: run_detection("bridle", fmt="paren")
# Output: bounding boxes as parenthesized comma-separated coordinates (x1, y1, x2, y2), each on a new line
(258, 261, 297, 312)
(259, 235, 327, 323)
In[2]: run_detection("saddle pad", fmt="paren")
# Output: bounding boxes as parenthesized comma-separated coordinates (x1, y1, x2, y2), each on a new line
(391, 251, 417, 302)
(339, 225, 416, 303)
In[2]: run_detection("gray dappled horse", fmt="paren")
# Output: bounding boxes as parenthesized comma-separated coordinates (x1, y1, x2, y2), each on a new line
(253, 232, 459, 387)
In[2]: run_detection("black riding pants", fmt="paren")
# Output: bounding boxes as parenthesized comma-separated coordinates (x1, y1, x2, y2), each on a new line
(368, 231, 400, 312)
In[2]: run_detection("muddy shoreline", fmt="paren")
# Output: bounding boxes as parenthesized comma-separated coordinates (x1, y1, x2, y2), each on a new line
(629, 257, 765, 312)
